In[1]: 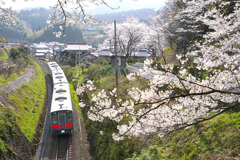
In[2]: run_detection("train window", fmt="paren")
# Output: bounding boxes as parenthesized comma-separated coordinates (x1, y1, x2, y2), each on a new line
(52, 114, 58, 124)
(59, 114, 65, 124)
(56, 89, 66, 93)
(56, 76, 63, 79)
(55, 97, 67, 101)
(67, 111, 72, 121)
(55, 73, 62, 75)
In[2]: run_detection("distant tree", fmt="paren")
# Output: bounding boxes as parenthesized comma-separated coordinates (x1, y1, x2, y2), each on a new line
(19, 46, 31, 59)
(147, 11, 169, 63)
(87, 58, 113, 85)
(3, 60, 14, 78)
(102, 17, 149, 62)
(15, 57, 26, 75)
(10, 48, 20, 59)
(81, 58, 92, 74)
(0, 37, 5, 43)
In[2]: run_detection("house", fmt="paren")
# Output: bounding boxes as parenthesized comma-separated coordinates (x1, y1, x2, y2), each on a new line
(32, 43, 53, 59)
(57, 42, 97, 63)
(46, 41, 65, 56)
(97, 49, 123, 65)
(80, 52, 97, 63)
(64, 43, 89, 54)
(6, 42, 21, 47)
(98, 49, 113, 61)
(131, 49, 149, 62)
(97, 48, 149, 66)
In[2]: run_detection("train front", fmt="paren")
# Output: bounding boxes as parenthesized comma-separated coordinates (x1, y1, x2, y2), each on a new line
(50, 83, 73, 135)
(51, 109, 73, 134)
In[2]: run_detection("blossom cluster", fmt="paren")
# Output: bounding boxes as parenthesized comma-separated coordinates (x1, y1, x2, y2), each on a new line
(76, 0, 240, 141)
(0, 0, 16, 26)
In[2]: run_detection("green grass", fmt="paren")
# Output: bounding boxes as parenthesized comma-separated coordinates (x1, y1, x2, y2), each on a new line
(128, 108, 240, 160)
(69, 83, 82, 117)
(0, 72, 24, 88)
(7, 60, 46, 142)
(0, 48, 8, 60)
(0, 106, 18, 157)
(0, 47, 26, 87)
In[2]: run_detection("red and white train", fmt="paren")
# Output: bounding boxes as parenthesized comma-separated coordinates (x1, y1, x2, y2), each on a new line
(48, 62, 73, 134)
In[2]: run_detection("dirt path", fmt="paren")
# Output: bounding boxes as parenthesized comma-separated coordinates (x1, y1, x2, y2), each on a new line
(3, 48, 10, 57)
(0, 67, 36, 108)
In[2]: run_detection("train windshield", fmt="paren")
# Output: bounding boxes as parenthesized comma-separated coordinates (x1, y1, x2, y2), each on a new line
(67, 111, 72, 121)
(52, 114, 58, 124)
(59, 114, 65, 123)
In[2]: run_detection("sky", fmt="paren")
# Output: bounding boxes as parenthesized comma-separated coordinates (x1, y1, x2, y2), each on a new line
(4, 0, 167, 14)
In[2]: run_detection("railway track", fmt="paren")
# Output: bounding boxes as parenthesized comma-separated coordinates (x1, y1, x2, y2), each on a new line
(34, 58, 73, 160)
(49, 135, 73, 160)
(33, 58, 50, 75)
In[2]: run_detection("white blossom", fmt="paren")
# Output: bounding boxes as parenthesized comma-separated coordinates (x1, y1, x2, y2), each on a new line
(77, 0, 240, 141)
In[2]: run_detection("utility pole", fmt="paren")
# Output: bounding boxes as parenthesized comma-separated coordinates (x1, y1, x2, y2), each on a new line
(114, 20, 118, 88)
(78, 49, 81, 76)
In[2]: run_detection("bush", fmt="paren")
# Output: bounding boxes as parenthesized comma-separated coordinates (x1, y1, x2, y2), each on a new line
(87, 63, 114, 85)
(0, 106, 17, 158)
(0, 139, 7, 157)
(10, 48, 20, 59)
(0, 107, 17, 142)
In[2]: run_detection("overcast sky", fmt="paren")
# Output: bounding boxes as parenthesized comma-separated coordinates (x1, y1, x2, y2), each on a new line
(5, 0, 167, 14)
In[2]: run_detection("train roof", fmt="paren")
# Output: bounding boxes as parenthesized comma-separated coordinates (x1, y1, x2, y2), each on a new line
(52, 69, 68, 85)
(47, 61, 68, 84)
(51, 83, 73, 113)
(48, 62, 60, 71)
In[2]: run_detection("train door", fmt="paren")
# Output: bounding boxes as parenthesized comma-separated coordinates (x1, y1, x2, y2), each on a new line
(58, 113, 66, 130)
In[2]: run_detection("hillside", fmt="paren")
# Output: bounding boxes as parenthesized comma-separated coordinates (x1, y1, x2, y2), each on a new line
(0, 8, 155, 43)
(128, 109, 240, 159)
(0, 18, 32, 41)
(17, 8, 50, 31)
(95, 8, 155, 23)
(27, 25, 85, 43)
(0, 48, 46, 159)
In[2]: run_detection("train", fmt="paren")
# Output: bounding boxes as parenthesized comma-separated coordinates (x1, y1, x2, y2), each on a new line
(47, 62, 73, 135)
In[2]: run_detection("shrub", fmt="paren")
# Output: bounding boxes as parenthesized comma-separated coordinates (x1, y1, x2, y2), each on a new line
(0, 139, 7, 157)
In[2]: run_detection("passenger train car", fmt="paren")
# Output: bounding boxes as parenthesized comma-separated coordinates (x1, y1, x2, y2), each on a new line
(48, 62, 73, 135)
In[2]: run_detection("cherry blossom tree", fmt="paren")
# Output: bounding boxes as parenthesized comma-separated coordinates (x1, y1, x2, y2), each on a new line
(0, 0, 16, 25)
(147, 13, 166, 57)
(147, 8, 170, 62)
(101, 16, 149, 61)
(77, 0, 240, 141)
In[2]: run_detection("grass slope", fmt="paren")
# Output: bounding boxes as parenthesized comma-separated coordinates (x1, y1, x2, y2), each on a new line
(7, 60, 46, 142)
(0, 47, 24, 87)
(128, 108, 240, 160)
(0, 72, 24, 88)
(0, 48, 8, 60)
